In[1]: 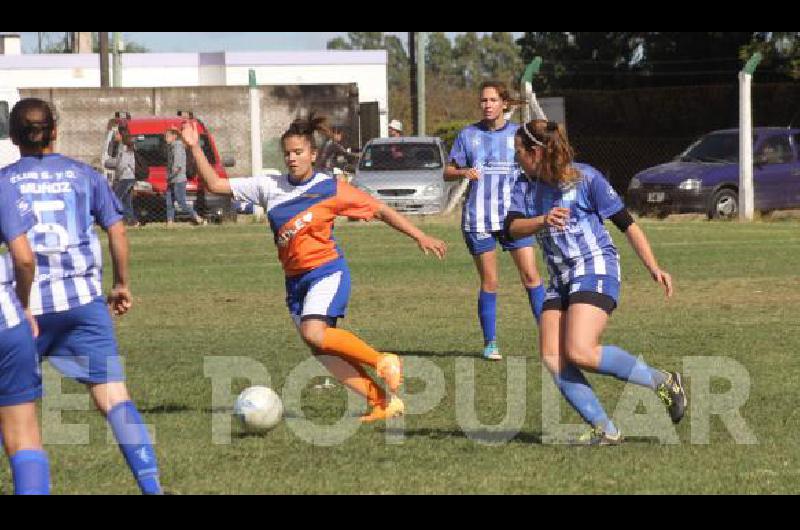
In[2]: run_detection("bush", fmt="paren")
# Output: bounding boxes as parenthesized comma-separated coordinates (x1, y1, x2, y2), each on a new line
(432, 119, 474, 153)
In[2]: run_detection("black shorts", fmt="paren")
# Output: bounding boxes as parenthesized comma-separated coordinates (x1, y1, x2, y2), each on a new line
(541, 291, 617, 315)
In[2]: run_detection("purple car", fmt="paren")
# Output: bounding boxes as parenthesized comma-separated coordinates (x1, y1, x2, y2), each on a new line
(627, 127, 800, 219)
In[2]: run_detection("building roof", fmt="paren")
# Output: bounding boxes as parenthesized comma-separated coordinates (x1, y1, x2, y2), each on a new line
(0, 50, 387, 69)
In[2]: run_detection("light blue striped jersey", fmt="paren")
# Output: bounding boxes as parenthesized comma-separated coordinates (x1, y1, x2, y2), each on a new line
(508, 163, 625, 289)
(449, 121, 519, 233)
(0, 177, 36, 330)
(1, 154, 124, 315)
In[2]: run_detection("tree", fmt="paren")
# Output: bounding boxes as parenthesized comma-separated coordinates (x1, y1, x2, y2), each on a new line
(453, 32, 482, 87)
(426, 32, 455, 77)
(121, 39, 149, 53)
(327, 32, 409, 89)
(384, 34, 409, 89)
(327, 33, 413, 128)
(516, 32, 770, 90)
(36, 32, 73, 53)
(32, 32, 148, 54)
(739, 32, 800, 81)
(326, 32, 384, 51)
(480, 32, 523, 87)
(91, 33, 150, 53)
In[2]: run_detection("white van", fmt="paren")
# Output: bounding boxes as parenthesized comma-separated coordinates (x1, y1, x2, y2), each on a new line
(0, 87, 21, 168)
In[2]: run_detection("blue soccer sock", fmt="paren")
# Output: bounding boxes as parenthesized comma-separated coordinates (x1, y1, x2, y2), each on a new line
(526, 283, 546, 324)
(478, 290, 497, 344)
(107, 401, 162, 495)
(553, 363, 617, 434)
(10, 449, 50, 495)
(597, 345, 667, 390)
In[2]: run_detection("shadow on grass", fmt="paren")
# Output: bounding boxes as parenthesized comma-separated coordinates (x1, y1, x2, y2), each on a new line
(615, 436, 666, 445)
(233, 431, 272, 439)
(204, 407, 305, 419)
(379, 427, 543, 445)
(393, 350, 478, 358)
(138, 403, 193, 414)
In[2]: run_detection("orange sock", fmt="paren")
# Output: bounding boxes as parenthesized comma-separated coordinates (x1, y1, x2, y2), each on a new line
(314, 354, 386, 407)
(320, 328, 381, 368)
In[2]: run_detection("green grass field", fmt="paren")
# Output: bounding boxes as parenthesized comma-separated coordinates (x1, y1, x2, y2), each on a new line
(2, 215, 799, 494)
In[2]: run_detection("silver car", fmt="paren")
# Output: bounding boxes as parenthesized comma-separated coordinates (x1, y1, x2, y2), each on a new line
(352, 137, 457, 215)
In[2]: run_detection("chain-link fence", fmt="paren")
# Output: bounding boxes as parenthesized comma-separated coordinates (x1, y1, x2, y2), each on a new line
(21, 85, 359, 224)
(15, 38, 800, 222)
(382, 70, 699, 195)
(384, 51, 800, 199)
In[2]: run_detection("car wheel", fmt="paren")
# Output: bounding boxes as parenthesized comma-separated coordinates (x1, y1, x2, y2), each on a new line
(708, 188, 738, 220)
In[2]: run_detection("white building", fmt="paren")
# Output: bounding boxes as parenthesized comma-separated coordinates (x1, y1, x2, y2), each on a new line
(0, 35, 390, 135)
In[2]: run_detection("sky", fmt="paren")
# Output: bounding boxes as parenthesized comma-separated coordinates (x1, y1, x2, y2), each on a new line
(9, 32, 523, 53)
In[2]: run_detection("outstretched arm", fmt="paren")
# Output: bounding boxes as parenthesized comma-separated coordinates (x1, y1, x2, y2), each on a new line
(625, 223, 673, 298)
(8, 234, 38, 337)
(106, 221, 133, 316)
(374, 204, 447, 259)
(178, 121, 232, 196)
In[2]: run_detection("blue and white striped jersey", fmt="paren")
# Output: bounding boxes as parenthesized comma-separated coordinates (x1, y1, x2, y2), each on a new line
(449, 121, 519, 233)
(0, 177, 35, 330)
(508, 164, 625, 289)
(1, 154, 124, 315)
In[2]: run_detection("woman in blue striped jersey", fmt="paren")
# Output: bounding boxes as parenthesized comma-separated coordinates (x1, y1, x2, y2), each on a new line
(0, 177, 50, 494)
(505, 119, 687, 444)
(445, 81, 546, 361)
(2, 98, 163, 493)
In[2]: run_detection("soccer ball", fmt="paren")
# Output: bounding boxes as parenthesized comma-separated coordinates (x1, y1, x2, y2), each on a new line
(234, 386, 283, 432)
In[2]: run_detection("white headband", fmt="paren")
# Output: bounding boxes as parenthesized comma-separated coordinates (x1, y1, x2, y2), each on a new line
(523, 123, 545, 147)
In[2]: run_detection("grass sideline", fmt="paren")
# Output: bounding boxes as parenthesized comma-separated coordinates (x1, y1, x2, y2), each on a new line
(2, 216, 798, 494)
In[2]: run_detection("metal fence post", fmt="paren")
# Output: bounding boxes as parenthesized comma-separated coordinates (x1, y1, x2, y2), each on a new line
(739, 52, 761, 222)
(249, 69, 261, 176)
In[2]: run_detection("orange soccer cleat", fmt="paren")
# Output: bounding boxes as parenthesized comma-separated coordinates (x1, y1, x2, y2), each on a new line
(359, 395, 405, 423)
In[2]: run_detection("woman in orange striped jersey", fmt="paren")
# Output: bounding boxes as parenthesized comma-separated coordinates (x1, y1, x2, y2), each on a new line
(179, 114, 447, 422)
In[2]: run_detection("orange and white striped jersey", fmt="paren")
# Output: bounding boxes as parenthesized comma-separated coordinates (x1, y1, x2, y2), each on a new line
(229, 173, 381, 277)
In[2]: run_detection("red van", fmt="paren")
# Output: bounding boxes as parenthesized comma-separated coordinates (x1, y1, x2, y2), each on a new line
(102, 111, 236, 223)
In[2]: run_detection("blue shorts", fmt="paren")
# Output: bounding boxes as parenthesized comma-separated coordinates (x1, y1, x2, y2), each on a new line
(35, 297, 125, 385)
(0, 320, 42, 407)
(463, 231, 534, 256)
(285, 258, 351, 327)
(543, 274, 621, 315)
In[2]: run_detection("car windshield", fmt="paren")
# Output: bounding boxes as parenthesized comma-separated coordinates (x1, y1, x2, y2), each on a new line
(132, 133, 216, 166)
(679, 132, 750, 163)
(359, 143, 442, 171)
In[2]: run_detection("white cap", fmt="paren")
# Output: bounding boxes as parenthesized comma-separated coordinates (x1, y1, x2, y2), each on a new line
(388, 119, 403, 133)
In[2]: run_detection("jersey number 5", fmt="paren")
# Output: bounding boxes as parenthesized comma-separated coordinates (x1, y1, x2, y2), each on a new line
(31, 200, 72, 255)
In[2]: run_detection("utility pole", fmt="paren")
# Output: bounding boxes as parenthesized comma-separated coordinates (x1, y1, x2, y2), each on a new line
(416, 32, 427, 136)
(112, 32, 122, 87)
(408, 32, 418, 136)
(99, 32, 110, 87)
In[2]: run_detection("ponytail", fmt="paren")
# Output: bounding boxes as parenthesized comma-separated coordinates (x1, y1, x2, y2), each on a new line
(516, 119, 578, 186)
(280, 112, 332, 150)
